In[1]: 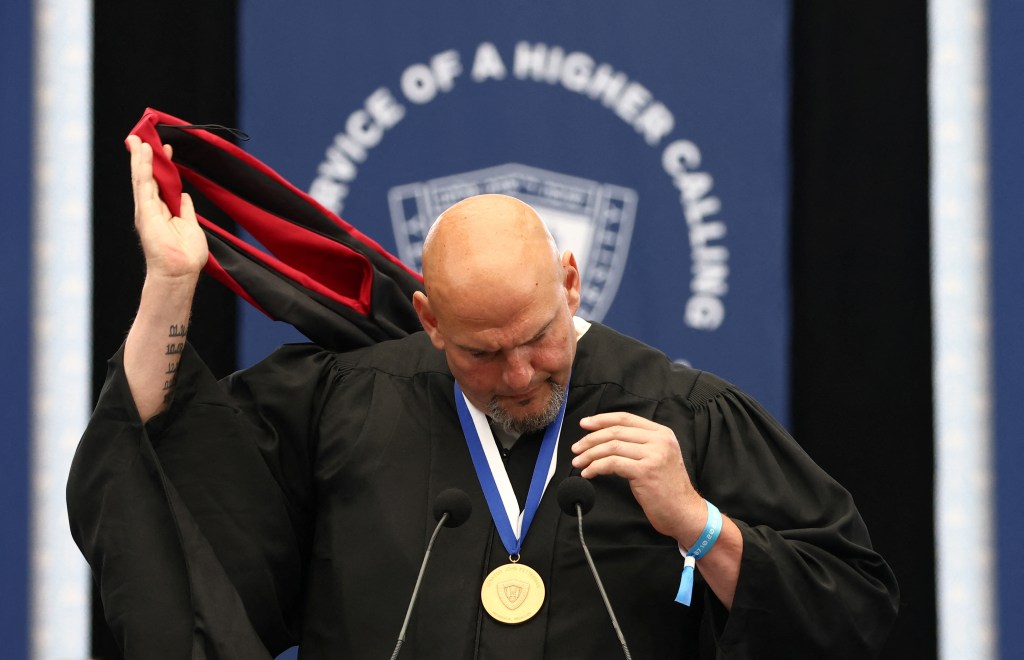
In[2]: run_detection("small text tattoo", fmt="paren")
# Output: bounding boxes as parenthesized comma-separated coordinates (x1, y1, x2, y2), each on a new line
(162, 321, 188, 404)
(162, 375, 177, 404)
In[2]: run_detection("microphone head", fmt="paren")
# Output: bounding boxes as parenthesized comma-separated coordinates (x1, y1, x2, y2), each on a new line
(433, 488, 472, 528)
(557, 476, 595, 516)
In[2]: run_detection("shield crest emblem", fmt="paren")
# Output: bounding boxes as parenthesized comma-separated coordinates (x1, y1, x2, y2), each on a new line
(497, 578, 531, 610)
(388, 163, 638, 322)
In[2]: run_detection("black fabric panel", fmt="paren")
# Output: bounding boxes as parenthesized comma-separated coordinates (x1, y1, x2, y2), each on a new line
(790, 4, 934, 659)
(204, 231, 416, 349)
(91, 1, 239, 658)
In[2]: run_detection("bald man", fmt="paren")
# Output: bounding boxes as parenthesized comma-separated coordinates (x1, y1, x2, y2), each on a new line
(413, 194, 746, 606)
(70, 138, 898, 659)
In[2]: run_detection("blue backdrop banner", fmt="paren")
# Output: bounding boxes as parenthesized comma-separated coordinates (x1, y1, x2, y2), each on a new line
(239, 1, 790, 420)
(0, 0, 32, 656)
(991, 1, 1024, 656)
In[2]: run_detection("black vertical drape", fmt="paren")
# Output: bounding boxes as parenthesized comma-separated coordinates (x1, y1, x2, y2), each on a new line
(92, 2, 238, 657)
(790, 4, 934, 658)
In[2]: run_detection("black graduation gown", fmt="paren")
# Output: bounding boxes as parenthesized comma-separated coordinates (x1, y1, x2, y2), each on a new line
(68, 322, 899, 659)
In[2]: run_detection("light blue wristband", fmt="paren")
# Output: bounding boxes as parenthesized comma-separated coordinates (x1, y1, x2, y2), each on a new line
(674, 500, 723, 607)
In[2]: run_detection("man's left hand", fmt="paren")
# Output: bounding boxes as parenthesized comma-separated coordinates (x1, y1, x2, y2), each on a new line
(571, 412, 707, 547)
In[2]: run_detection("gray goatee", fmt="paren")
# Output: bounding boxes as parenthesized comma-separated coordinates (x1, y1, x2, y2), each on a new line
(487, 381, 566, 435)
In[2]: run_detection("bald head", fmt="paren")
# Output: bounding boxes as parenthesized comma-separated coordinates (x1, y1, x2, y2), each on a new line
(420, 194, 563, 321)
(412, 194, 582, 429)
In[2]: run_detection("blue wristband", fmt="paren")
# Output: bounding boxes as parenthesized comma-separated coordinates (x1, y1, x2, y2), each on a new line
(674, 500, 722, 607)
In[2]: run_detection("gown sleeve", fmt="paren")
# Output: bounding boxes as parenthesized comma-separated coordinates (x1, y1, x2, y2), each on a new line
(67, 341, 346, 659)
(679, 371, 899, 658)
(68, 108, 424, 658)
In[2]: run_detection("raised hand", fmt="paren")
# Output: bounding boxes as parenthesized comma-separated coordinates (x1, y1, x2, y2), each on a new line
(123, 135, 208, 422)
(127, 134, 208, 280)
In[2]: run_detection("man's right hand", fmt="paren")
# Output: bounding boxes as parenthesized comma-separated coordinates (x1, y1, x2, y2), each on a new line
(128, 134, 208, 279)
(123, 135, 209, 422)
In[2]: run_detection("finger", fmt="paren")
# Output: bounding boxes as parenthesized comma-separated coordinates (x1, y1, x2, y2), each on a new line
(129, 139, 149, 211)
(163, 143, 173, 160)
(571, 438, 648, 470)
(130, 139, 157, 209)
(579, 454, 643, 481)
(572, 424, 658, 453)
(580, 411, 662, 432)
(179, 192, 196, 221)
(128, 136, 143, 205)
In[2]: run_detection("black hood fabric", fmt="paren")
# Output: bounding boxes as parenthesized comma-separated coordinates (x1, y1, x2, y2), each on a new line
(129, 107, 424, 350)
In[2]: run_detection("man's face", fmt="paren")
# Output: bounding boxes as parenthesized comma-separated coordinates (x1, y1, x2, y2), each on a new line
(437, 284, 578, 434)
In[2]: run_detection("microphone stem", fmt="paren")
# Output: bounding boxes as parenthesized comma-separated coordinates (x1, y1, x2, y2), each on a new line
(390, 512, 449, 660)
(577, 505, 633, 660)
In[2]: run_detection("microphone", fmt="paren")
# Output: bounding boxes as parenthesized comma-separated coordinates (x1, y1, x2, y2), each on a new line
(556, 474, 596, 516)
(389, 488, 472, 660)
(557, 477, 632, 660)
(433, 488, 472, 528)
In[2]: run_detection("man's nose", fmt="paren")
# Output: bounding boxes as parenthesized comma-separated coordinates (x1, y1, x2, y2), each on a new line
(502, 349, 535, 391)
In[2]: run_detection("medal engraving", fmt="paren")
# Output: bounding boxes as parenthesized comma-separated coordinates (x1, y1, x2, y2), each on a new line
(481, 563, 545, 624)
(498, 579, 529, 610)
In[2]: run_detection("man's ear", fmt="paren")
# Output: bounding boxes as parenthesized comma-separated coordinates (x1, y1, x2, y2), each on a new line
(413, 291, 446, 350)
(561, 250, 581, 315)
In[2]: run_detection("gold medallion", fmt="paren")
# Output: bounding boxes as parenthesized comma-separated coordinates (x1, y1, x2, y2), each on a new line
(480, 562, 546, 624)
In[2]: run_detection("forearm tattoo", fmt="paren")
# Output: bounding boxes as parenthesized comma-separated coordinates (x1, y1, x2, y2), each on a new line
(162, 321, 188, 403)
